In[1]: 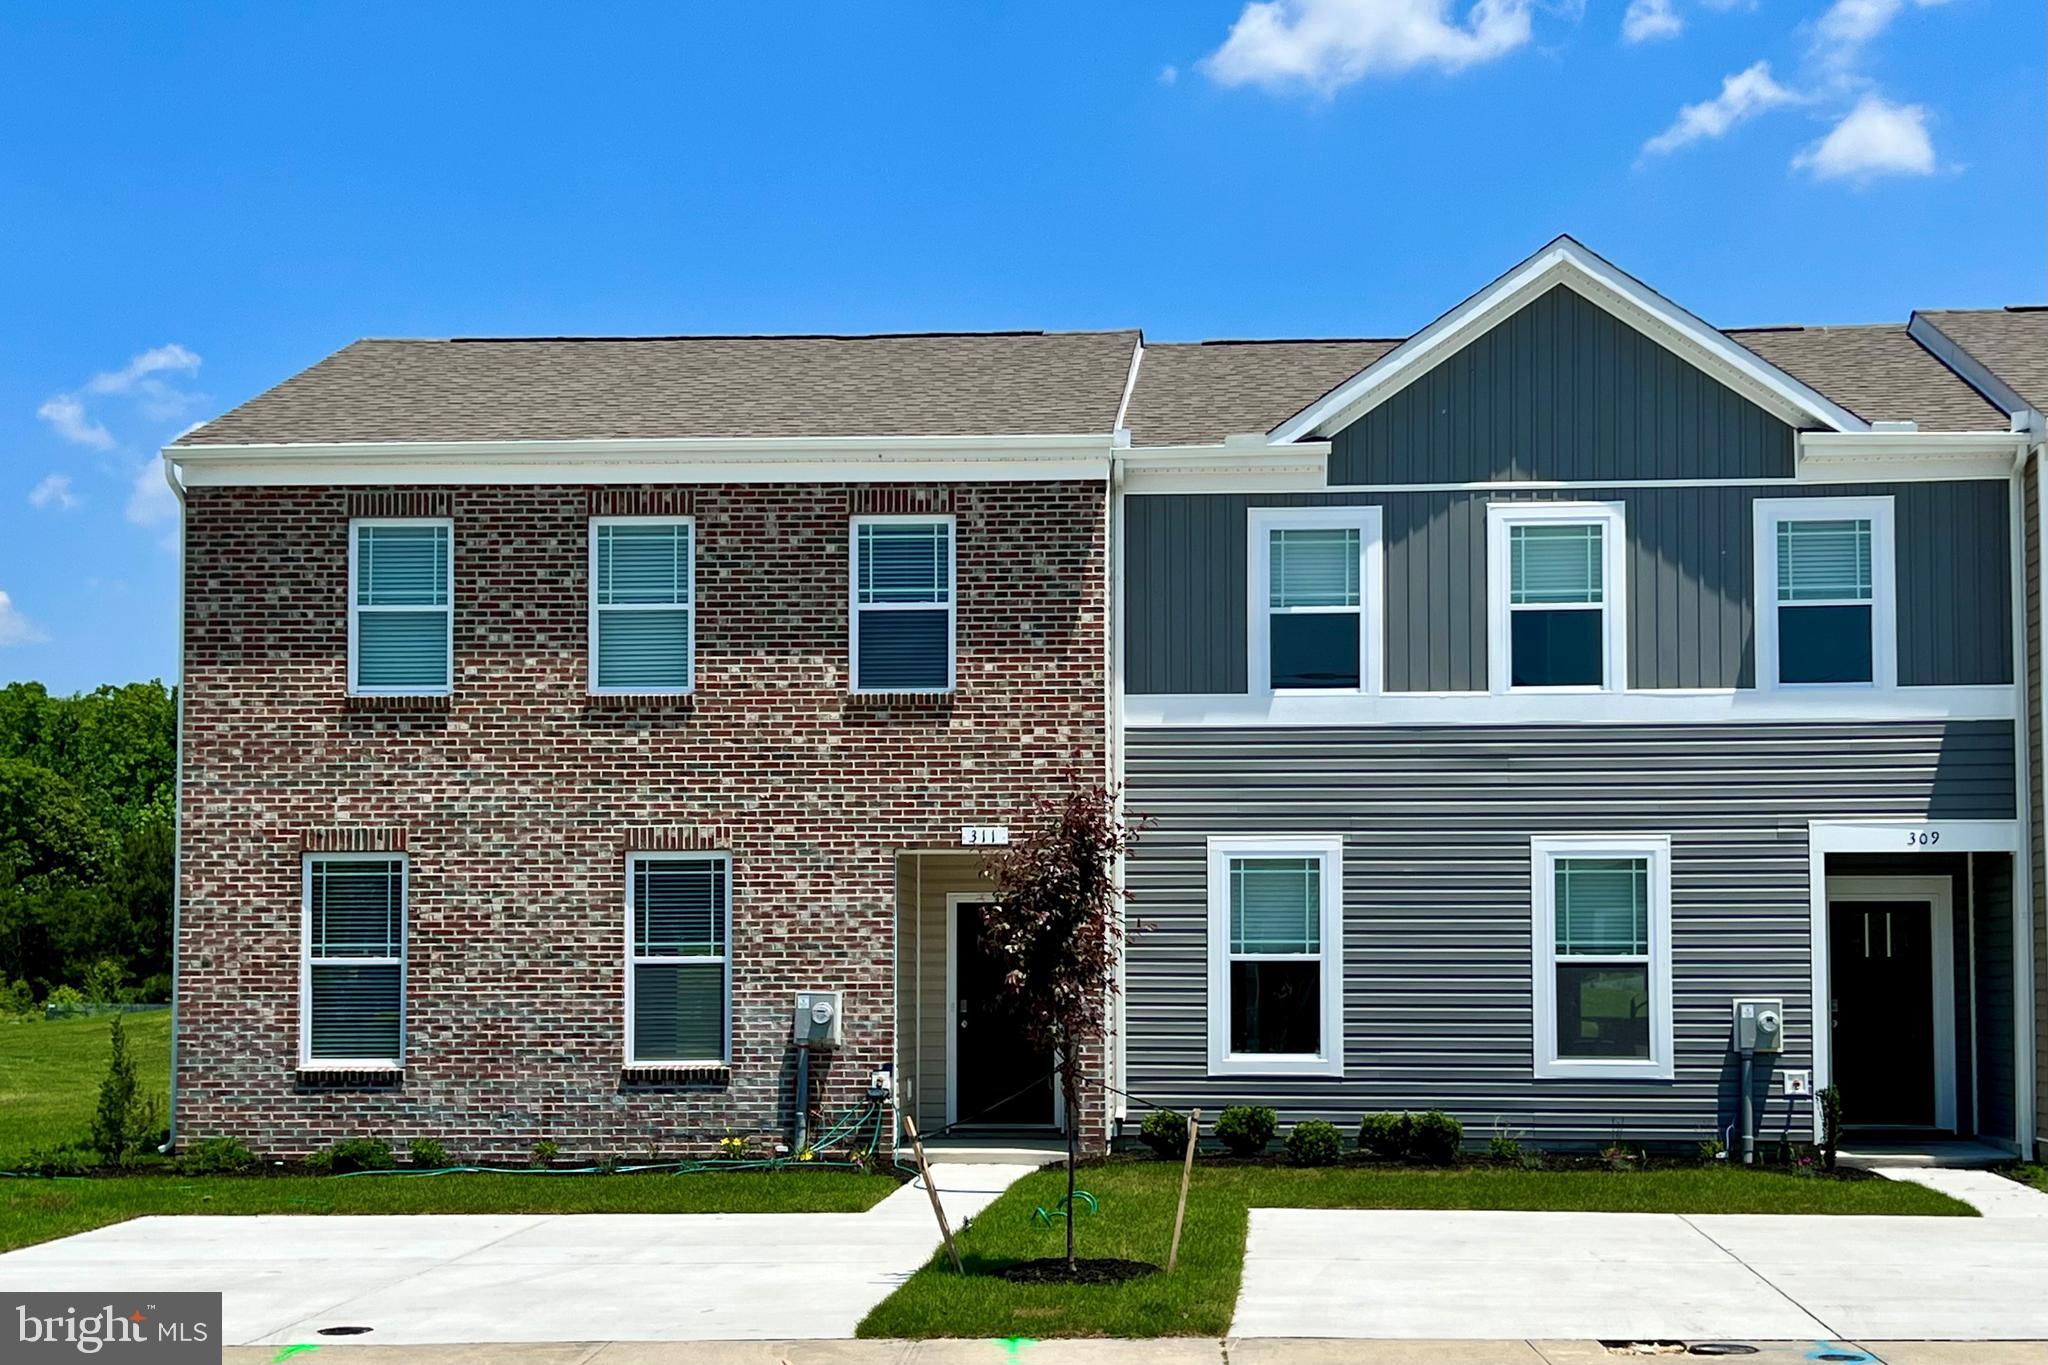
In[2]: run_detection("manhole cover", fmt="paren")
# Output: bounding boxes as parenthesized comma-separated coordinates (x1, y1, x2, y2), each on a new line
(1687, 1348, 1760, 1358)
(316, 1326, 374, 1336)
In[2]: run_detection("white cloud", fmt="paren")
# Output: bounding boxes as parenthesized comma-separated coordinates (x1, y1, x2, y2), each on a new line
(125, 457, 180, 530)
(1641, 61, 1799, 156)
(1622, 0, 1682, 42)
(1813, 0, 1947, 68)
(37, 343, 204, 450)
(28, 473, 79, 511)
(1159, 63, 1180, 84)
(1202, 0, 1534, 94)
(36, 393, 115, 449)
(1794, 93, 1936, 179)
(0, 591, 46, 647)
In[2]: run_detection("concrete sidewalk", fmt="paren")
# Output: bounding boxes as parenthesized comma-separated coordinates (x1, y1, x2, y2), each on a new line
(216, 1338, 2048, 1364)
(1234, 1209, 2048, 1341)
(0, 1164, 1035, 1345)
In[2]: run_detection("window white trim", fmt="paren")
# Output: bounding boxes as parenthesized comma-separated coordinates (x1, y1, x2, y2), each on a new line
(623, 851, 733, 1067)
(1247, 504, 1385, 697)
(1486, 501, 1628, 695)
(588, 515, 697, 697)
(347, 517, 454, 697)
(1205, 834, 1345, 1078)
(848, 513, 957, 695)
(1752, 495, 1897, 692)
(1531, 834, 1673, 1081)
(299, 852, 407, 1070)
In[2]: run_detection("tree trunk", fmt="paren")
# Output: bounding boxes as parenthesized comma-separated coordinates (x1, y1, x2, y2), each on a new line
(1064, 1067, 1078, 1271)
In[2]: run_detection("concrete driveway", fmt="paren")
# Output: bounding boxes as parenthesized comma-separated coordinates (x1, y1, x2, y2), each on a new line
(1234, 1209, 2048, 1340)
(0, 1164, 1032, 1346)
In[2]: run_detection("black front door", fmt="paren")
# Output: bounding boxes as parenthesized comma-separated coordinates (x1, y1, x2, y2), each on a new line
(954, 901, 1057, 1127)
(1829, 899, 1937, 1128)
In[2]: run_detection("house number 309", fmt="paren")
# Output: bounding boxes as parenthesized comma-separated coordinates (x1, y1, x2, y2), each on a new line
(1904, 830, 1940, 846)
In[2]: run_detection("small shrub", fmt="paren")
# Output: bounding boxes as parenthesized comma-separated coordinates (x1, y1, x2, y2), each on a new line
(1138, 1108, 1190, 1159)
(81, 959, 126, 1003)
(177, 1136, 256, 1175)
(717, 1134, 750, 1160)
(531, 1139, 560, 1168)
(1409, 1110, 1462, 1165)
(1698, 1138, 1726, 1162)
(308, 1138, 394, 1174)
(1358, 1111, 1413, 1159)
(44, 984, 85, 1010)
(1601, 1144, 1639, 1172)
(90, 1015, 159, 1166)
(16, 1142, 97, 1176)
(1, 978, 34, 1016)
(1487, 1129, 1523, 1163)
(1286, 1120, 1343, 1167)
(408, 1138, 450, 1168)
(1215, 1105, 1278, 1157)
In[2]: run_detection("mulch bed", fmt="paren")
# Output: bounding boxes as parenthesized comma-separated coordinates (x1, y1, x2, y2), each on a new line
(994, 1256, 1159, 1285)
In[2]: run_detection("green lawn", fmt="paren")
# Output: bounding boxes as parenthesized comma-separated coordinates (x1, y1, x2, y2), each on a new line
(0, 1011, 171, 1166)
(0, 1169, 897, 1252)
(2005, 1164, 2048, 1193)
(858, 1159, 1976, 1340)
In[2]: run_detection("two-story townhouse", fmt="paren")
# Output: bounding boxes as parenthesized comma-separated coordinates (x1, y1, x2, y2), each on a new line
(164, 237, 2048, 1162)
(162, 330, 1133, 1159)
(1110, 239, 2039, 1157)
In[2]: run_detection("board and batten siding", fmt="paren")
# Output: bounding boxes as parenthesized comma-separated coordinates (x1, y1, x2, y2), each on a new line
(1121, 721, 2016, 1145)
(1123, 480, 2013, 695)
(1329, 285, 1797, 486)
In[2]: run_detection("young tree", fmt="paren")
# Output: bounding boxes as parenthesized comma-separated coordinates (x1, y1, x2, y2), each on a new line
(978, 778, 1143, 1271)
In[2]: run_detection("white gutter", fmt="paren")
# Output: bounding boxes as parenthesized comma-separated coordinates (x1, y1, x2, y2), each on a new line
(158, 453, 187, 1155)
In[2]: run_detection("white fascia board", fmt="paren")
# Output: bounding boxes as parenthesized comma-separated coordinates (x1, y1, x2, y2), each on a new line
(165, 431, 1119, 487)
(1269, 237, 1868, 443)
(1116, 442, 1331, 494)
(1908, 313, 2039, 436)
(1797, 430, 2030, 483)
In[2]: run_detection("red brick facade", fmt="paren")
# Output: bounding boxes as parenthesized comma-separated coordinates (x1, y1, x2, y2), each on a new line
(176, 479, 1107, 1159)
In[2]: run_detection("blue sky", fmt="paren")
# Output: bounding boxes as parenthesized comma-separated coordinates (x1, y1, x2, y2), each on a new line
(2, 0, 2038, 693)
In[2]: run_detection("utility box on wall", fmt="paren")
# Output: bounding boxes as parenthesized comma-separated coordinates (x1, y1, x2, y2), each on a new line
(793, 991, 842, 1048)
(1732, 997, 1784, 1054)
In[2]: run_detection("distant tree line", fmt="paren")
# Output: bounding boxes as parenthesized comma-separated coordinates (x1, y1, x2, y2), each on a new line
(0, 681, 174, 1009)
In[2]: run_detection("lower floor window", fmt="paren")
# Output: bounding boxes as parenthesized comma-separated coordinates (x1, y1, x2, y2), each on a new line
(1207, 835, 1343, 1077)
(628, 853, 730, 1064)
(1532, 836, 1673, 1079)
(303, 855, 406, 1066)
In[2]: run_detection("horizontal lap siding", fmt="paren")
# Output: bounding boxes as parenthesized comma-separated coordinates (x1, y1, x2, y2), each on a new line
(1122, 722, 2015, 1145)
(1124, 481, 2012, 694)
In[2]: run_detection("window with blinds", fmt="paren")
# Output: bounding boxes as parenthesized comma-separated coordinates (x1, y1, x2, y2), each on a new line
(1506, 521, 1605, 688)
(591, 520, 694, 694)
(351, 521, 452, 695)
(851, 518, 953, 692)
(1774, 517, 1874, 684)
(1550, 855, 1652, 1062)
(628, 854, 729, 1064)
(304, 856, 405, 1065)
(1225, 855, 1324, 1057)
(1267, 527, 1362, 689)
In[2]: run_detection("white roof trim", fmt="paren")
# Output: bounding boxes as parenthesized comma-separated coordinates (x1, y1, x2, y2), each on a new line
(1908, 312, 2039, 436)
(1115, 441, 1330, 494)
(1268, 236, 1869, 443)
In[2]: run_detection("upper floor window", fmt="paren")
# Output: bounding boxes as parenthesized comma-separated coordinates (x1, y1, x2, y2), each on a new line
(1531, 835, 1672, 1080)
(590, 518, 694, 695)
(302, 855, 406, 1067)
(627, 853, 730, 1065)
(350, 520, 452, 696)
(850, 516, 954, 693)
(1486, 502, 1627, 694)
(1248, 506, 1382, 694)
(1753, 496, 1896, 689)
(1206, 834, 1344, 1078)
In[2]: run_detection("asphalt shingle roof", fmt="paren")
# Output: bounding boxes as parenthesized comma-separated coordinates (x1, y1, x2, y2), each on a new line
(1122, 339, 1397, 448)
(1729, 323, 2008, 433)
(181, 331, 1143, 445)
(1917, 308, 2048, 414)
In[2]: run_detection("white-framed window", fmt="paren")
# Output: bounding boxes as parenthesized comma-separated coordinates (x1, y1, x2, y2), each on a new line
(625, 853, 731, 1065)
(1486, 502, 1627, 694)
(349, 519, 453, 696)
(1248, 505, 1384, 695)
(1530, 835, 1673, 1080)
(300, 854, 406, 1068)
(1206, 835, 1344, 1077)
(849, 515, 955, 693)
(1753, 496, 1896, 690)
(590, 517, 695, 695)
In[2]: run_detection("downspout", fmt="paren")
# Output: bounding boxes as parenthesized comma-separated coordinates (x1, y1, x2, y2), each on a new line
(2029, 436, 2046, 1158)
(158, 452, 187, 1155)
(1105, 341, 1140, 1147)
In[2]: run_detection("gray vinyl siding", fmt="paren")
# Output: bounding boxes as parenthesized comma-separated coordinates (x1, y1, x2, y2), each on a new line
(1974, 852, 2017, 1141)
(1121, 721, 2015, 1146)
(1123, 480, 2012, 694)
(1329, 285, 1796, 486)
